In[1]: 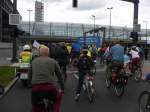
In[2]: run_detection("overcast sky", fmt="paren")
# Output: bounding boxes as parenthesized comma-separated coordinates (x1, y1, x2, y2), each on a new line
(17, 0, 150, 29)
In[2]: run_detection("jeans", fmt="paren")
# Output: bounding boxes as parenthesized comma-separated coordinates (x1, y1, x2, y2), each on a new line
(31, 83, 62, 112)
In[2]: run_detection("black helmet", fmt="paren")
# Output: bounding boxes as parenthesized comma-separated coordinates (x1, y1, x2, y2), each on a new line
(82, 49, 88, 55)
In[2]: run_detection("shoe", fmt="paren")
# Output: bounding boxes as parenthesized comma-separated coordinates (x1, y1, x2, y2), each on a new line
(74, 94, 80, 102)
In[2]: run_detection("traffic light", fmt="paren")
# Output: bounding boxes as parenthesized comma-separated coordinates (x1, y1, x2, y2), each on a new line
(73, 0, 78, 8)
(130, 31, 138, 42)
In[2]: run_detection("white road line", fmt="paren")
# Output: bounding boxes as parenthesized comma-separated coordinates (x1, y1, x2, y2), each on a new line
(73, 73, 79, 79)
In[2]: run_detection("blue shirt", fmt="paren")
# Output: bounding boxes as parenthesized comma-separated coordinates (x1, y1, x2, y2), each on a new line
(124, 54, 130, 64)
(109, 44, 124, 62)
(73, 43, 80, 52)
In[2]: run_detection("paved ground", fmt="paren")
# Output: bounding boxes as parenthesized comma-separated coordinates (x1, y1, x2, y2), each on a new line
(0, 63, 150, 112)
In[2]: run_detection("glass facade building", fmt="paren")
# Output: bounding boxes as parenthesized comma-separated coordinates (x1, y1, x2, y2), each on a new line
(18, 21, 150, 40)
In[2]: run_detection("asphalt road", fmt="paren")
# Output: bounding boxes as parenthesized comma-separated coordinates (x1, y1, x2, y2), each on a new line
(0, 64, 150, 112)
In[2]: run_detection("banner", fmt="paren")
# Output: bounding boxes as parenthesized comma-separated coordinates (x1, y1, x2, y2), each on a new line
(76, 36, 102, 48)
(33, 40, 40, 49)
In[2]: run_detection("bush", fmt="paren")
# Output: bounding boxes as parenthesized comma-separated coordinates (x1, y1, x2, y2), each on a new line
(0, 66, 16, 87)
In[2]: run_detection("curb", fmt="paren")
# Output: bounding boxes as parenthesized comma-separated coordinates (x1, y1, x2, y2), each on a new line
(0, 77, 18, 99)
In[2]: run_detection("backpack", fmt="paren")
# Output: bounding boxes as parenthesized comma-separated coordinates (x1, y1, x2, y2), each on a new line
(78, 55, 90, 70)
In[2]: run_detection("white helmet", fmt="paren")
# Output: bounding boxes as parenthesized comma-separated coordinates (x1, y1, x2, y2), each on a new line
(23, 45, 30, 51)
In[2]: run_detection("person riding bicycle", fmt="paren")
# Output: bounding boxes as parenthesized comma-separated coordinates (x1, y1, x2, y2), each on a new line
(30, 46, 64, 112)
(107, 41, 124, 77)
(129, 46, 140, 73)
(74, 48, 93, 101)
(20, 44, 32, 63)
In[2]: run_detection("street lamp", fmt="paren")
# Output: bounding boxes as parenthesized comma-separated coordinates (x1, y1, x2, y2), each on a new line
(107, 7, 113, 41)
(91, 15, 95, 37)
(143, 21, 148, 41)
(27, 9, 32, 38)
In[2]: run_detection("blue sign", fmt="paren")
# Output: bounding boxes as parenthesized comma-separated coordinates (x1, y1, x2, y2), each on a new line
(76, 36, 102, 48)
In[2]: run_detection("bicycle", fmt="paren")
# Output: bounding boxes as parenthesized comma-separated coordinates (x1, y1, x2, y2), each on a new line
(105, 63, 128, 97)
(131, 62, 142, 82)
(38, 98, 53, 112)
(138, 82, 150, 112)
(83, 73, 95, 103)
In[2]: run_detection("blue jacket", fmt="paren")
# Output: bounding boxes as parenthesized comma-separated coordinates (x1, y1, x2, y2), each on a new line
(73, 43, 80, 52)
(109, 44, 124, 62)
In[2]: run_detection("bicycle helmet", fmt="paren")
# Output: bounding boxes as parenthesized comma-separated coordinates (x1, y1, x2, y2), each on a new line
(23, 44, 30, 51)
(82, 49, 88, 55)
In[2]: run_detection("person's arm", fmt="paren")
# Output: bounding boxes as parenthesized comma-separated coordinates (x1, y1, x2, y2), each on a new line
(54, 61, 64, 92)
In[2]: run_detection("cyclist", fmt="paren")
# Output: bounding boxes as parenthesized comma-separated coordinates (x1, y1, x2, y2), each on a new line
(30, 46, 64, 112)
(74, 48, 93, 101)
(20, 44, 32, 63)
(129, 46, 140, 73)
(106, 41, 124, 78)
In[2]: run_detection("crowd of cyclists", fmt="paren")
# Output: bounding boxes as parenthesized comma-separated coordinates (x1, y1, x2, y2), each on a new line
(17, 40, 149, 112)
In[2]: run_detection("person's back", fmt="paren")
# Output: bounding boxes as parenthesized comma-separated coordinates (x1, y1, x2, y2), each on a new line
(130, 49, 140, 59)
(31, 57, 60, 85)
(20, 45, 32, 63)
(78, 52, 93, 72)
(30, 47, 64, 112)
(110, 44, 124, 62)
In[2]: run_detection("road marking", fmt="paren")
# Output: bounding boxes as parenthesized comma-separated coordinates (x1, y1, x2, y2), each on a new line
(73, 73, 79, 79)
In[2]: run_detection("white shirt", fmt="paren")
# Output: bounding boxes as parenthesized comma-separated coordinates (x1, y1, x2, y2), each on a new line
(130, 50, 140, 59)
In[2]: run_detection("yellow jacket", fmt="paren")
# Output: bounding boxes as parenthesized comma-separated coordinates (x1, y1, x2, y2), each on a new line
(20, 51, 32, 63)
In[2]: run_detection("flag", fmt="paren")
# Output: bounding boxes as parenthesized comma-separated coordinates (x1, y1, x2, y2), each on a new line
(33, 40, 40, 49)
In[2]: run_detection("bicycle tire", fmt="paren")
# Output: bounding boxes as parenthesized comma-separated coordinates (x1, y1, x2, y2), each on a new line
(134, 67, 142, 82)
(91, 66, 96, 75)
(105, 68, 111, 88)
(87, 84, 95, 103)
(114, 82, 124, 97)
(138, 91, 150, 112)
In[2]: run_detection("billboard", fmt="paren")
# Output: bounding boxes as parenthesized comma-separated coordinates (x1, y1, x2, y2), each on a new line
(76, 36, 102, 48)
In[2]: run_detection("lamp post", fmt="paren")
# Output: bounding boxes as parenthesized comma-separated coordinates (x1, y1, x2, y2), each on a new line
(27, 9, 32, 38)
(143, 21, 148, 42)
(11, 0, 18, 62)
(91, 15, 95, 37)
(107, 7, 113, 42)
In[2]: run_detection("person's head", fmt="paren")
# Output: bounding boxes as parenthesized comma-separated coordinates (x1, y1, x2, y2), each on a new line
(39, 46, 49, 57)
(23, 44, 30, 51)
(82, 49, 88, 55)
(132, 46, 136, 51)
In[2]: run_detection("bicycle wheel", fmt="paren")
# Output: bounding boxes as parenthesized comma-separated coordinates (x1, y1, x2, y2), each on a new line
(114, 82, 124, 97)
(139, 91, 150, 112)
(105, 67, 111, 88)
(134, 67, 142, 82)
(87, 84, 95, 103)
(91, 66, 96, 75)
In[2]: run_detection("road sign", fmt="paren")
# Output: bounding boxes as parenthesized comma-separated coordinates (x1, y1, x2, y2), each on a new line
(9, 14, 21, 25)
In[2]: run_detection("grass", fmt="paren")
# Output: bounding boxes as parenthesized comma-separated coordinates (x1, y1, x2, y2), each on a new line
(0, 66, 16, 87)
